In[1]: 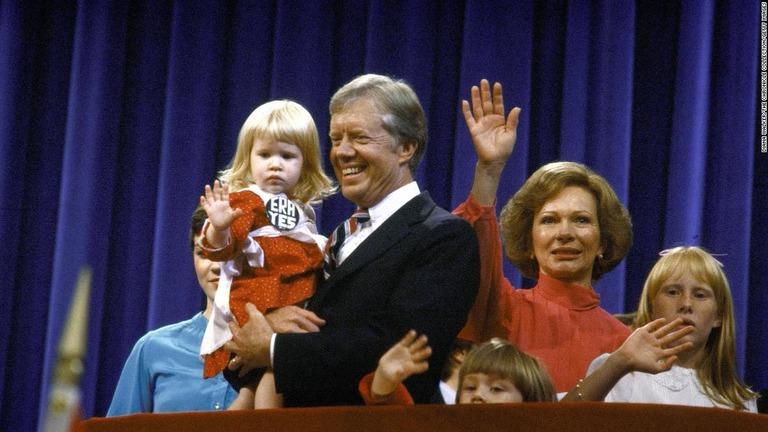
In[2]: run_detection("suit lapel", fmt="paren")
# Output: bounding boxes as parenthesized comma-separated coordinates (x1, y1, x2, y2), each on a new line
(310, 192, 435, 308)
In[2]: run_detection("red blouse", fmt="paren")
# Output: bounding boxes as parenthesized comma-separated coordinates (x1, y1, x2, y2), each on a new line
(453, 195, 631, 393)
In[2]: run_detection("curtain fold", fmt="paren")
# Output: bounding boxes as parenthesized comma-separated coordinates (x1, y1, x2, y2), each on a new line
(2, 3, 78, 429)
(664, 0, 713, 246)
(0, 1, 32, 419)
(571, 1, 636, 312)
(147, 1, 230, 330)
(0, 1, 762, 429)
(453, 0, 534, 287)
(701, 0, 758, 375)
(39, 0, 132, 425)
(625, 2, 679, 307)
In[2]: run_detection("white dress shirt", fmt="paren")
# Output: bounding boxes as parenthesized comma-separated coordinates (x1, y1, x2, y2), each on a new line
(336, 181, 420, 265)
(439, 380, 457, 405)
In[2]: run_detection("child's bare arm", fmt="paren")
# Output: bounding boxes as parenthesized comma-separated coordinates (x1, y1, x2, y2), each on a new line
(561, 318, 693, 402)
(227, 385, 255, 410)
(370, 330, 431, 401)
(199, 180, 243, 248)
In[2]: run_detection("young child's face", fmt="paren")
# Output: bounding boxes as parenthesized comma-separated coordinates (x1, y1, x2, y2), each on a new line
(651, 269, 722, 353)
(250, 138, 303, 195)
(458, 373, 523, 404)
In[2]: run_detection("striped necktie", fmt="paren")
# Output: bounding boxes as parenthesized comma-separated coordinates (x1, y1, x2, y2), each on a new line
(323, 208, 370, 278)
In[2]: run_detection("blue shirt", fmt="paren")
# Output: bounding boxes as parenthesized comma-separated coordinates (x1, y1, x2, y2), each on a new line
(107, 312, 238, 416)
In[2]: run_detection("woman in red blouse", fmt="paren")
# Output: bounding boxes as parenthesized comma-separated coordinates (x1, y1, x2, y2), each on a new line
(453, 80, 633, 393)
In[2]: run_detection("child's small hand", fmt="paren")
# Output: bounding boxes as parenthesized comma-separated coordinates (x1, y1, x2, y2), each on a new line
(200, 180, 243, 231)
(616, 318, 694, 374)
(371, 330, 431, 399)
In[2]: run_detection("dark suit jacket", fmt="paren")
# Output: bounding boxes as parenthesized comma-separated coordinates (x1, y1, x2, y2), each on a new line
(430, 387, 447, 404)
(273, 192, 480, 407)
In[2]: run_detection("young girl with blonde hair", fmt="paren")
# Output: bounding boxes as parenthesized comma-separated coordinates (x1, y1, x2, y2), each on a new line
(563, 246, 757, 411)
(198, 100, 335, 409)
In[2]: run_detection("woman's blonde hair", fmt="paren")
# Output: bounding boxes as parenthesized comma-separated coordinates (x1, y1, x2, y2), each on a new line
(499, 161, 632, 282)
(219, 100, 336, 203)
(636, 246, 757, 410)
(456, 338, 556, 403)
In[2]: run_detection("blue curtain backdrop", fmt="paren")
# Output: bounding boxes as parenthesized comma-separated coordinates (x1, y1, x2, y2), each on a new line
(0, 0, 763, 429)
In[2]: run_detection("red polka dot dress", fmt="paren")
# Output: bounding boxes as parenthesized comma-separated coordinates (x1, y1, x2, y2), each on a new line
(199, 186, 325, 378)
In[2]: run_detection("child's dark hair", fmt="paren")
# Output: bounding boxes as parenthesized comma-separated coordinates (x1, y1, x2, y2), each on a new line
(190, 205, 207, 251)
(441, 339, 475, 381)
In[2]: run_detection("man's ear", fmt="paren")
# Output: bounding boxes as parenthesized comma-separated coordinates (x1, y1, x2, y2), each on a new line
(398, 141, 416, 164)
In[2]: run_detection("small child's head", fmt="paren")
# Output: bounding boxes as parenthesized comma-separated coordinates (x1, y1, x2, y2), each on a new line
(456, 338, 556, 404)
(441, 339, 474, 382)
(220, 100, 335, 203)
(636, 246, 733, 365)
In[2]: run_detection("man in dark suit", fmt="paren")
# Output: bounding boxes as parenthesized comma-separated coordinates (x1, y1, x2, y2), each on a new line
(225, 74, 480, 407)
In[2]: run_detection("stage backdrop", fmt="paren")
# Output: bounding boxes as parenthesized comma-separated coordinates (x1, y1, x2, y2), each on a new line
(0, 1, 764, 430)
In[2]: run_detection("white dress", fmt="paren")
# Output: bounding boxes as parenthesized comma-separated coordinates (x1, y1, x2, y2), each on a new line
(587, 353, 757, 412)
